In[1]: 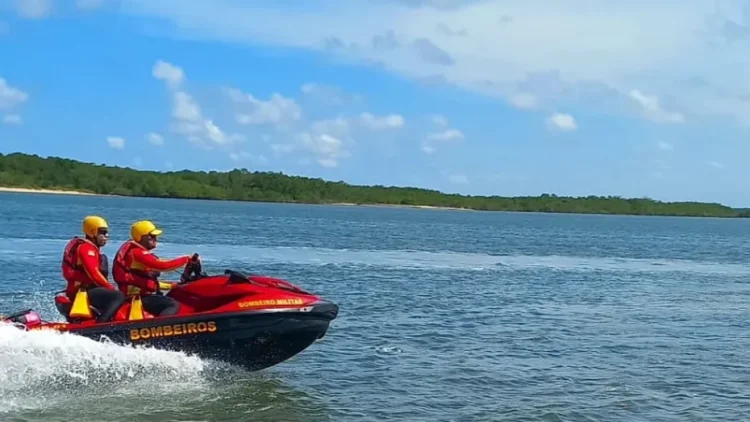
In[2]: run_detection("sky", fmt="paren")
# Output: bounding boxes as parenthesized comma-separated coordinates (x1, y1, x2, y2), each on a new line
(1, 0, 750, 206)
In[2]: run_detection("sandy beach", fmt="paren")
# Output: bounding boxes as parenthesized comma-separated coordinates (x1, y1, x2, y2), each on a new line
(0, 186, 96, 196)
(329, 202, 473, 211)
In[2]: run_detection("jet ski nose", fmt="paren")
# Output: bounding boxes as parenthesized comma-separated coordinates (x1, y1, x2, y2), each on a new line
(313, 301, 339, 320)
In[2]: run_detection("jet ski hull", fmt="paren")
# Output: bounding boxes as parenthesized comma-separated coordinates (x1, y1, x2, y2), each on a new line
(3, 266, 339, 371)
(30, 302, 338, 371)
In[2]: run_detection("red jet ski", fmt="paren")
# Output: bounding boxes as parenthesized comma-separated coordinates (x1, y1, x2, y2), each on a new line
(1, 256, 338, 371)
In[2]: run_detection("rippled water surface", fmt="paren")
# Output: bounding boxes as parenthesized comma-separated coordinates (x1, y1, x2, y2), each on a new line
(1, 192, 750, 421)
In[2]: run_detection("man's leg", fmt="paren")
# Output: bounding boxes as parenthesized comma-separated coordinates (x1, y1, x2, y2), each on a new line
(87, 287, 126, 322)
(141, 295, 179, 317)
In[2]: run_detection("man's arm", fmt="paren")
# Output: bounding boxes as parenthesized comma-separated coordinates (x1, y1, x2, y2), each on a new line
(131, 249, 190, 272)
(78, 244, 114, 290)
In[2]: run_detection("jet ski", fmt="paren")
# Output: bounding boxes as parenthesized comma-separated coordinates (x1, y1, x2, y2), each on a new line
(0, 256, 338, 371)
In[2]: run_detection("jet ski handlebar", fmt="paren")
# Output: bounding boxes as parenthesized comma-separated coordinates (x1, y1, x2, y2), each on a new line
(179, 253, 206, 284)
(175, 255, 309, 294)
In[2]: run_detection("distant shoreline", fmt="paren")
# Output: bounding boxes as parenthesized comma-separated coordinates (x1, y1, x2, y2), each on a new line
(1, 152, 746, 218)
(1, 187, 737, 218)
(0, 187, 470, 211)
(0, 185, 744, 218)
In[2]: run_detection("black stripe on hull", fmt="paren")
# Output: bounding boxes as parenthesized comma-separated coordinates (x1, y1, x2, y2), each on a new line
(62, 302, 338, 371)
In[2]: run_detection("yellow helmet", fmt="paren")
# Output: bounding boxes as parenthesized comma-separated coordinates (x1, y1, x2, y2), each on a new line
(130, 220, 163, 242)
(82, 216, 108, 238)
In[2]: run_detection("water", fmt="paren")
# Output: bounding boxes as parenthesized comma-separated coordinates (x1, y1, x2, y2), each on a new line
(1, 191, 749, 421)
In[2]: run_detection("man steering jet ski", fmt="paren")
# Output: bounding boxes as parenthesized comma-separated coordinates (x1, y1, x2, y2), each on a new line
(112, 220, 199, 317)
(3, 217, 339, 372)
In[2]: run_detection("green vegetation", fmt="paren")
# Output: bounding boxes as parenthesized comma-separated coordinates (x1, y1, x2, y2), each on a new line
(0, 152, 746, 218)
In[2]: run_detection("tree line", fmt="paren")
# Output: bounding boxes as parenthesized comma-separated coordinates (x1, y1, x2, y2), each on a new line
(0, 152, 747, 218)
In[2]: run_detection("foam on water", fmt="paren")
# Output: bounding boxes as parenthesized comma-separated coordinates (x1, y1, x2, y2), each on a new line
(0, 322, 210, 414)
(2, 237, 749, 276)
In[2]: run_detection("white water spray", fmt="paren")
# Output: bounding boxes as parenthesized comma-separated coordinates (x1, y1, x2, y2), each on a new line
(0, 322, 210, 413)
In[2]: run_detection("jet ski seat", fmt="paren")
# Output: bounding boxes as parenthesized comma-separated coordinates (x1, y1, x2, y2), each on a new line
(54, 295, 101, 322)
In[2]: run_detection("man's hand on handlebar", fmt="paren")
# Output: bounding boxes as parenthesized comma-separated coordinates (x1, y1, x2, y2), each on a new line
(179, 253, 202, 284)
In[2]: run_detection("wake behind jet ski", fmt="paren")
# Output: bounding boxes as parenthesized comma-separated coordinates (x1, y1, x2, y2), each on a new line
(1, 258, 338, 371)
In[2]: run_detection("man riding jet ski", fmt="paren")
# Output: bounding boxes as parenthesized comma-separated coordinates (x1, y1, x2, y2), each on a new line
(112, 220, 199, 317)
(2, 217, 339, 371)
(59, 217, 198, 322)
(60, 215, 126, 322)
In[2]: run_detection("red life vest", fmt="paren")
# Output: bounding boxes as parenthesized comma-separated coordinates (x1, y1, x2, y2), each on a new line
(112, 240, 158, 296)
(61, 237, 108, 296)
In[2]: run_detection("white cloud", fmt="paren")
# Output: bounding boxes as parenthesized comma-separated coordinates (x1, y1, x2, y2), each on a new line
(629, 90, 685, 124)
(15, 0, 52, 19)
(147, 132, 164, 146)
(297, 132, 350, 168)
(225, 88, 302, 127)
(708, 160, 724, 169)
(309, 113, 406, 137)
(204, 119, 228, 144)
(2, 114, 22, 125)
(0, 78, 29, 110)
(359, 112, 405, 130)
(422, 115, 464, 153)
(117, 1, 750, 126)
(267, 126, 352, 167)
(152, 60, 239, 148)
(657, 141, 673, 151)
(248, 104, 406, 166)
(107, 136, 125, 149)
(173, 91, 201, 122)
(427, 128, 464, 141)
(152, 60, 185, 88)
(139, 58, 434, 167)
(546, 113, 577, 131)
(0, 78, 28, 123)
(270, 113, 356, 167)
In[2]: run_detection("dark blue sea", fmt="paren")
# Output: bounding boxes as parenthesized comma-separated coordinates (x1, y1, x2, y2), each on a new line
(1, 191, 749, 421)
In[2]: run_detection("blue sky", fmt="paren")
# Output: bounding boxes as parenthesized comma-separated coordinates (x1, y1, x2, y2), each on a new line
(1, 1, 750, 206)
